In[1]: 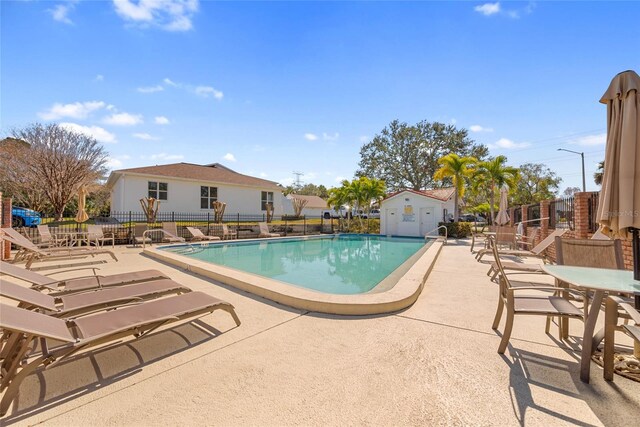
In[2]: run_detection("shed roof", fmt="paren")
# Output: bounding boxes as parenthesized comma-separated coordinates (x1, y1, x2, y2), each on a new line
(383, 187, 455, 202)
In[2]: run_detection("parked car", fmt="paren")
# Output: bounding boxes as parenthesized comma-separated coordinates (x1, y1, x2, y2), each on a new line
(458, 214, 486, 224)
(11, 206, 42, 227)
(322, 206, 349, 219)
(359, 209, 380, 219)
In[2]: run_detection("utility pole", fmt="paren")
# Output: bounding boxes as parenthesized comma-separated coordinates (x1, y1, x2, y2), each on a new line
(557, 149, 586, 192)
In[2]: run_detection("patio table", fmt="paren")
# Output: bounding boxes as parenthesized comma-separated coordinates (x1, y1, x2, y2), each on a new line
(542, 265, 640, 382)
(54, 231, 90, 247)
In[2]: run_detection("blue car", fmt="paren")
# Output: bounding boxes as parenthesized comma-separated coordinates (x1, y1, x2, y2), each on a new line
(11, 206, 42, 227)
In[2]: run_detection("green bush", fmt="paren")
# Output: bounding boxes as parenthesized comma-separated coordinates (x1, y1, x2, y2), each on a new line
(438, 221, 472, 238)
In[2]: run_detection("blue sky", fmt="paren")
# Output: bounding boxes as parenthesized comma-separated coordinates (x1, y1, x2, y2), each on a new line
(2, 1, 639, 192)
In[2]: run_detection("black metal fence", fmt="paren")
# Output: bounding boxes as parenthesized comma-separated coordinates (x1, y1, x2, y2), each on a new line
(587, 192, 600, 233)
(548, 196, 575, 230)
(513, 207, 522, 224)
(19, 211, 334, 245)
(526, 204, 541, 227)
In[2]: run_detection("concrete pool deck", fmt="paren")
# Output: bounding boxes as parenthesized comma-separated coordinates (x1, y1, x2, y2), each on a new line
(1, 240, 639, 425)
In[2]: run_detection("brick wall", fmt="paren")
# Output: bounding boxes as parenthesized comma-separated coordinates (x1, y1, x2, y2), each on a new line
(514, 191, 633, 270)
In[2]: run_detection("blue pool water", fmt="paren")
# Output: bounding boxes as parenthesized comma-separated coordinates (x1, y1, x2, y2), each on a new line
(161, 235, 431, 295)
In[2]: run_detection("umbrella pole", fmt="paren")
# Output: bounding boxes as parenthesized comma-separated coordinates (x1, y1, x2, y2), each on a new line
(633, 228, 640, 281)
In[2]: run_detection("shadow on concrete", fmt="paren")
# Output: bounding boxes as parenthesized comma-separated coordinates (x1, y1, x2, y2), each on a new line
(2, 320, 230, 424)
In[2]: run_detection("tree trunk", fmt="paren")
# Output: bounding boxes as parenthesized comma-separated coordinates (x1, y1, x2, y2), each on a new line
(489, 185, 495, 224)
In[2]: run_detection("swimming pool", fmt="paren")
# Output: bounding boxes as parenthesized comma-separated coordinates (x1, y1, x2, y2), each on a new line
(160, 235, 431, 295)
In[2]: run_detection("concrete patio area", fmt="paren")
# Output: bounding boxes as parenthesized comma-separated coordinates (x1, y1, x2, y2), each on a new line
(2, 239, 639, 426)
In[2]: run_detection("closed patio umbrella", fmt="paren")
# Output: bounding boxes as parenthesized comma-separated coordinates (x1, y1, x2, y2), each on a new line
(596, 70, 640, 279)
(495, 185, 510, 225)
(75, 185, 89, 223)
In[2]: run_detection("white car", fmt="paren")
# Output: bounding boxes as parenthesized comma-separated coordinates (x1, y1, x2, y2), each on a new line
(360, 209, 380, 219)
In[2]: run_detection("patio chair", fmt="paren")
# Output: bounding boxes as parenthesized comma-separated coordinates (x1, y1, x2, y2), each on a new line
(186, 227, 221, 242)
(0, 277, 191, 317)
(470, 225, 495, 253)
(0, 260, 169, 294)
(258, 222, 280, 238)
(1, 228, 118, 269)
(36, 225, 63, 248)
(604, 295, 640, 381)
(0, 292, 240, 416)
(87, 224, 115, 248)
(477, 228, 567, 262)
(133, 223, 152, 246)
(161, 222, 186, 243)
(222, 224, 238, 240)
(489, 236, 585, 354)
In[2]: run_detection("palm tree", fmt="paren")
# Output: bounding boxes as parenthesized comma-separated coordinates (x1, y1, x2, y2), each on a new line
(327, 183, 353, 229)
(433, 154, 477, 222)
(475, 156, 519, 223)
(594, 160, 604, 186)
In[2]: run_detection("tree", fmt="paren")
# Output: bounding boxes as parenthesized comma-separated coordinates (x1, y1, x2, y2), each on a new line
(433, 154, 476, 222)
(283, 183, 329, 199)
(327, 183, 353, 229)
(0, 138, 51, 212)
(563, 186, 581, 196)
(510, 163, 562, 206)
(7, 123, 108, 220)
(594, 161, 604, 186)
(356, 120, 488, 192)
(475, 156, 519, 223)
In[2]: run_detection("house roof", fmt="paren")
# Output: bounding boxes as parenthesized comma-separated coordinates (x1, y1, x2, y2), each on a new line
(106, 162, 282, 190)
(287, 194, 328, 209)
(383, 187, 456, 202)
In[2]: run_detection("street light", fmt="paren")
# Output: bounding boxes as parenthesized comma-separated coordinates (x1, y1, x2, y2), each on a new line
(557, 148, 585, 192)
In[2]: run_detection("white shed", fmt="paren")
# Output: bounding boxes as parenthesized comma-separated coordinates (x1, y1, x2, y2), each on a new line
(380, 188, 456, 237)
(284, 194, 328, 217)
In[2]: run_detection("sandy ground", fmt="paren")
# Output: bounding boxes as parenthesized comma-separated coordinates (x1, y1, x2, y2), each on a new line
(2, 239, 639, 426)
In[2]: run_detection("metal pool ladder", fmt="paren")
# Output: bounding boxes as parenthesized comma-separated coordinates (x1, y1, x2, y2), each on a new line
(424, 225, 447, 244)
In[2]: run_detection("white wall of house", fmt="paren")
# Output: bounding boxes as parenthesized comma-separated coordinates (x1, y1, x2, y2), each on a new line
(110, 174, 286, 215)
(281, 199, 326, 217)
(380, 191, 455, 237)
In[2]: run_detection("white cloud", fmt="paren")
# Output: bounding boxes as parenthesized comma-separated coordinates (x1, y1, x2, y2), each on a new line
(304, 133, 318, 141)
(163, 77, 178, 87)
(112, 0, 199, 32)
(148, 153, 184, 161)
(279, 177, 295, 186)
(154, 116, 170, 125)
(133, 132, 159, 140)
(49, 1, 78, 24)
(469, 125, 494, 133)
(194, 86, 223, 99)
(488, 138, 530, 149)
(59, 122, 117, 143)
(223, 153, 237, 162)
(322, 132, 339, 141)
(137, 85, 164, 93)
(103, 112, 143, 126)
(95, 74, 104, 82)
(39, 101, 106, 120)
(474, 2, 501, 16)
(569, 133, 607, 146)
(105, 157, 124, 169)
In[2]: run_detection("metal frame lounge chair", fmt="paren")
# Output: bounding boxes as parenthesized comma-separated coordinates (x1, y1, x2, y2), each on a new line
(0, 292, 240, 416)
(86, 224, 115, 248)
(258, 222, 280, 238)
(0, 261, 169, 294)
(36, 225, 63, 248)
(141, 222, 185, 247)
(604, 295, 640, 382)
(489, 236, 585, 354)
(1, 228, 118, 269)
(186, 227, 221, 242)
(477, 228, 567, 262)
(132, 223, 152, 247)
(0, 277, 191, 318)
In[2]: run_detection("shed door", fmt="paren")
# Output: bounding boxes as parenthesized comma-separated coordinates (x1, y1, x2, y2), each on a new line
(420, 207, 436, 236)
(385, 208, 398, 235)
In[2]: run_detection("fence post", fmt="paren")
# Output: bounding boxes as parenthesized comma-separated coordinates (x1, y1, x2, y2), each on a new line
(207, 212, 210, 233)
(574, 192, 590, 239)
(520, 205, 529, 234)
(539, 199, 550, 244)
(128, 211, 132, 244)
(237, 213, 240, 236)
(284, 216, 288, 236)
(303, 215, 306, 235)
(172, 211, 175, 222)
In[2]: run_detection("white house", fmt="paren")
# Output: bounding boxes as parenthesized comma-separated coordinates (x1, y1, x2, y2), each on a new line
(379, 188, 456, 237)
(283, 194, 328, 217)
(106, 162, 286, 215)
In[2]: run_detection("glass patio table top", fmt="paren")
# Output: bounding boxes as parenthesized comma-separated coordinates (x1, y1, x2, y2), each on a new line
(542, 265, 640, 294)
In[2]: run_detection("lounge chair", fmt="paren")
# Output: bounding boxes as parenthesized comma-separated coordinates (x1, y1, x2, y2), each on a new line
(222, 224, 237, 240)
(132, 223, 152, 246)
(36, 225, 63, 248)
(186, 227, 221, 242)
(477, 228, 567, 262)
(1, 228, 118, 269)
(0, 292, 240, 416)
(258, 222, 280, 238)
(0, 260, 169, 294)
(86, 224, 115, 248)
(604, 295, 640, 382)
(0, 277, 191, 317)
(489, 236, 585, 354)
(141, 222, 185, 247)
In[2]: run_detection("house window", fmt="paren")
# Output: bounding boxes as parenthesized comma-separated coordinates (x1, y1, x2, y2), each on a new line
(200, 186, 218, 209)
(148, 181, 168, 200)
(261, 191, 274, 211)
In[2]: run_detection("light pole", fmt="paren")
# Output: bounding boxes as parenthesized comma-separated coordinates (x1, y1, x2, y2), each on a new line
(557, 148, 585, 192)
